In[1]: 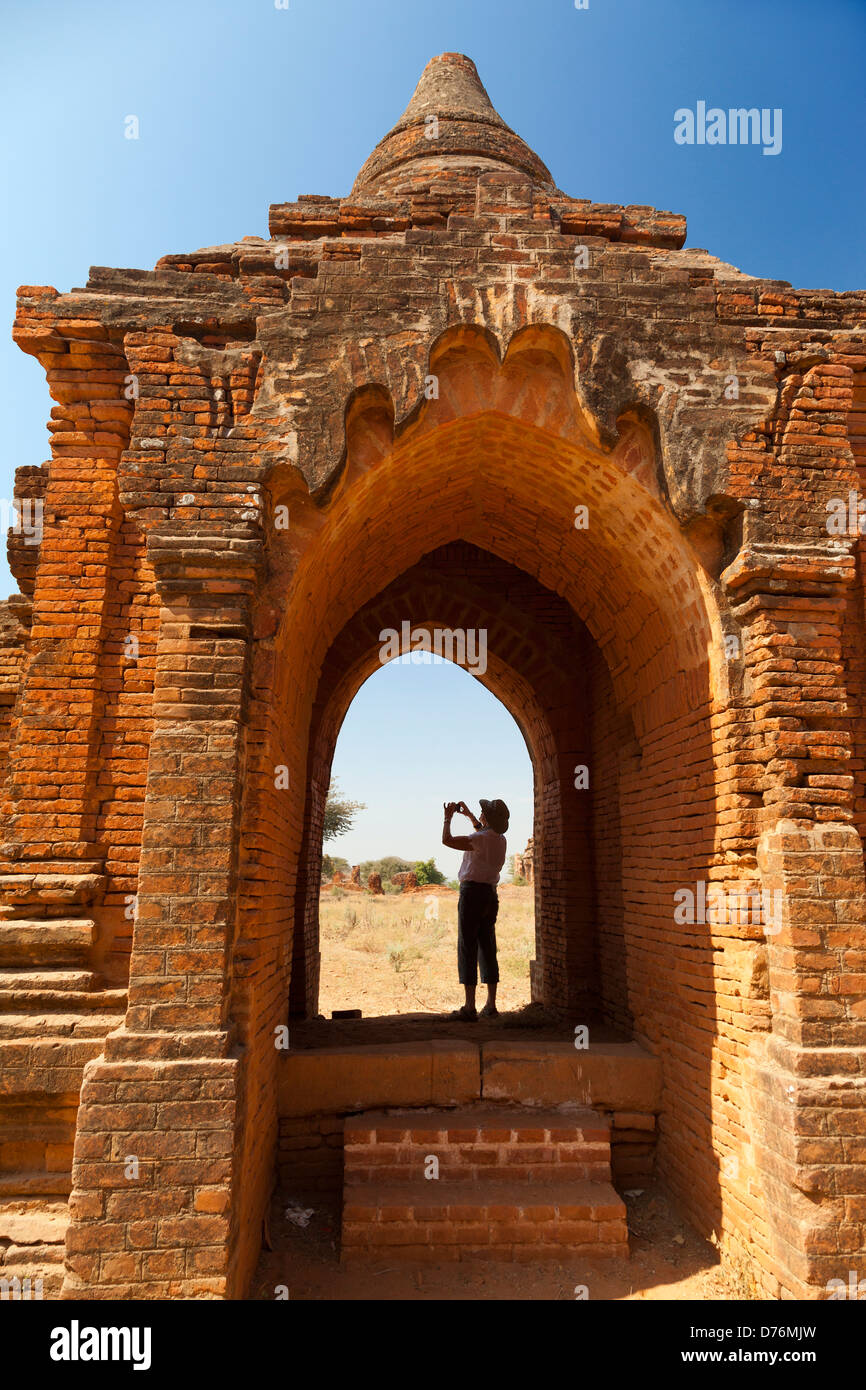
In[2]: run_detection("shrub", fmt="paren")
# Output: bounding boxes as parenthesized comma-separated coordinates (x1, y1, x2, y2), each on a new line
(360, 856, 413, 884)
(414, 858, 445, 887)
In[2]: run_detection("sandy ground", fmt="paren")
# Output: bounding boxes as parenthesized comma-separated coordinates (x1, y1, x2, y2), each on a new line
(250, 1185, 753, 1301)
(318, 883, 534, 1018)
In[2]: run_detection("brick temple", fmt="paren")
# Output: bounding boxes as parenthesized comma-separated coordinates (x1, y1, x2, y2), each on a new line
(1, 53, 865, 1299)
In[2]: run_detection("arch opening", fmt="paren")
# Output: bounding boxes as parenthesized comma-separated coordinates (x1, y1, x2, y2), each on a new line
(316, 654, 536, 1020)
(289, 540, 605, 1025)
(234, 355, 728, 1258)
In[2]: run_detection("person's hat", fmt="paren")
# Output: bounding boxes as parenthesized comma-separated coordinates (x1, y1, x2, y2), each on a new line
(479, 798, 510, 834)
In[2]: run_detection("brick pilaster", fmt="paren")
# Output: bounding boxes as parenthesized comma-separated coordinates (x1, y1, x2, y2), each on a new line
(725, 543, 866, 1295)
(62, 531, 261, 1298)
(4, 297, 132, 879)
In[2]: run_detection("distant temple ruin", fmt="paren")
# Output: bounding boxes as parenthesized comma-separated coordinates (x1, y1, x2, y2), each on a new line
(513, 837, 534, 885)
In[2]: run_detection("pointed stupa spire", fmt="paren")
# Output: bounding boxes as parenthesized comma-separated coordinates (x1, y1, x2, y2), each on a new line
(352, 53, 555, 197)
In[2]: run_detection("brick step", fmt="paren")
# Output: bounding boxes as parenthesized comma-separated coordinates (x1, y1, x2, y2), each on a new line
(0, 987, 126, 1014)
(344, 1106, 612, 1184)
(2, 1242, 65, 1264)
(0, 1198, 68, 1299)
(0, 1011, 125, 1038)
(0, 1037, 112, 1099)
(0, 1172, 72, 1197)
(0, 920, 95, 967)
(0, 1115, 75, 1145)
(0, 970, 99, 994)
(0, 1198, 69, 1245)
(341, 1179, 628, 1262)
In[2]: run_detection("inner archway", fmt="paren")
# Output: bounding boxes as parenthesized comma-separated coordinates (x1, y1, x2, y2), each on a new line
(290, 541, 603, 1024)
(317, 654, 535, 1018)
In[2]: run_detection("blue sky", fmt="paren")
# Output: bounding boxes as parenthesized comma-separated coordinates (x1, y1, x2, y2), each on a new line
(329, 658, 533, 871)
(1, 0, 863, 867)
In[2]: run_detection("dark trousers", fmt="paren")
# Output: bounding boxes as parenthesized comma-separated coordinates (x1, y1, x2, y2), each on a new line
(457, 881, 500, 986)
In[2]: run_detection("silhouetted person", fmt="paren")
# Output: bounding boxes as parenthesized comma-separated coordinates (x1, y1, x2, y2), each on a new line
(441, 798, 509, 1020)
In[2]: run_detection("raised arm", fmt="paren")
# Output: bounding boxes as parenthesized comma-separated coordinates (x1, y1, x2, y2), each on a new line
(457, 800, 482, 831)
(442, 802, 475, 851)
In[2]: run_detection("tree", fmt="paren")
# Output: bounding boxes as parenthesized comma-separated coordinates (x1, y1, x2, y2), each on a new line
(414, 858, 445, 886)
(360, 856, 412, 884)
(322, 779, 366, 843)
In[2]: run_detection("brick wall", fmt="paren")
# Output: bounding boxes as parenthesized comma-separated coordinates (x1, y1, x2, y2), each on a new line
(276, 1107, 656, 1200)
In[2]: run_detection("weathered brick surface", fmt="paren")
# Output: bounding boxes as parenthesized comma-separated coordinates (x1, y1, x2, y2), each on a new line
(339, 1105, 628, 1261)
(1, 52, 864, 1297)
(344, 1107, 612, 1184)
(278, 1040, 480, 1116)
(341, 1183, 629, 1263)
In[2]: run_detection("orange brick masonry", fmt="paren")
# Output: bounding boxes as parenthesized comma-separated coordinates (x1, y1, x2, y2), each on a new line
(0, 53, 864, 1299)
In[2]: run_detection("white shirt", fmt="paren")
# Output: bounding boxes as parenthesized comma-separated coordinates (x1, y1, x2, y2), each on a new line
(458, 829, 507, 885)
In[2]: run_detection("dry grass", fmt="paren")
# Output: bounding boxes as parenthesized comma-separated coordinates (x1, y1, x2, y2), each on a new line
(318, 884, 534, 1017)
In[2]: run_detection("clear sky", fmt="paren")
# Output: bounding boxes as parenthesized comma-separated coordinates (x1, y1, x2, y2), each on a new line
(1, 0, 863, 869)
(330, 658, 533, 871)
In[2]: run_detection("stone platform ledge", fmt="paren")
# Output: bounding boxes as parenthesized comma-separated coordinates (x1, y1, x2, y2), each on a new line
(278, 1041, 480, 1118)
(0, 875, 105, 910)
(481, 1041, 662, 1112)
(277, 1038, 661, 1118)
